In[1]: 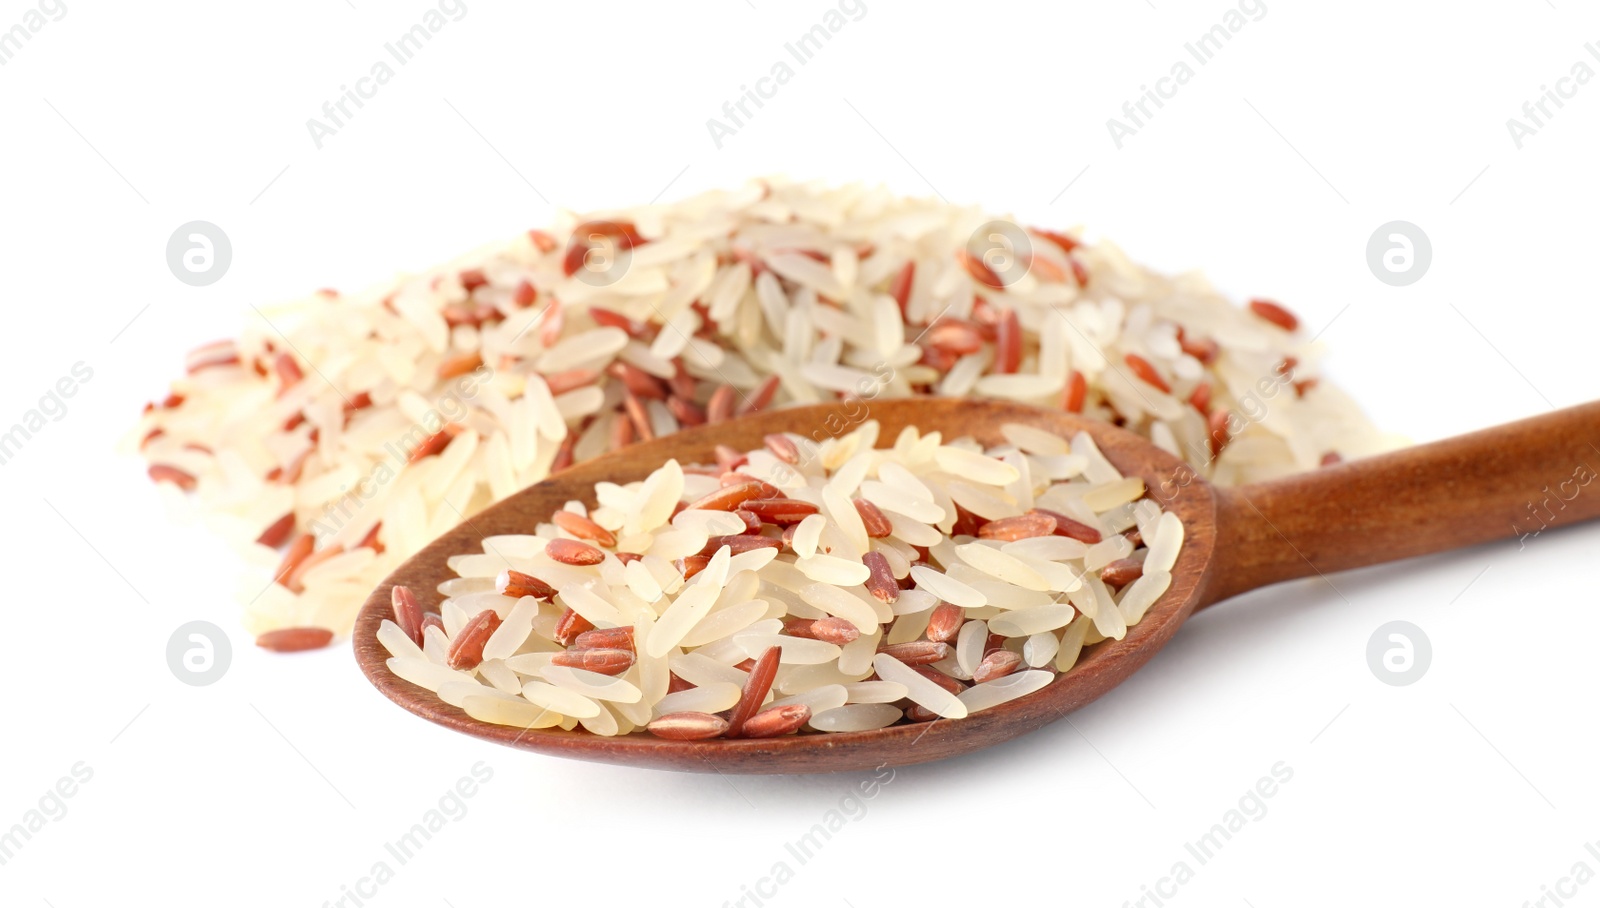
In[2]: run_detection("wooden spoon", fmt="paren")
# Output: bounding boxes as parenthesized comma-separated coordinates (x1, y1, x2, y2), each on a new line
(353, 398, 1600, 773)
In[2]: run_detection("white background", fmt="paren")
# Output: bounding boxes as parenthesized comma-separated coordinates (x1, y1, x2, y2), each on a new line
(2, 1, 1598, 905)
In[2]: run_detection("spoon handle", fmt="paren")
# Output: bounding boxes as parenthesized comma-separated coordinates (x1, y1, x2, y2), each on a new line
(1203, 401, 1600, 605)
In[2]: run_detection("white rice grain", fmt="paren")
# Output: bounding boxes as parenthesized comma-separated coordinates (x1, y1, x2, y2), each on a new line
(1118, 569, 1173, 625)
(539, 666, 643, 703)
(910, 564, 988, 608)
(843, 680, 910, 704)
(796, 554, 871, 586)
(645, 580, 722, 657)
(1145, 512, 1185, 573)
(873, 654, 967, 719)
(734, 633, 843, 665)
(655, 682, 743, 716)
(988, 603, 1077, 637)
(810, 703, 903, 732)
(958, 670, 1054, 713)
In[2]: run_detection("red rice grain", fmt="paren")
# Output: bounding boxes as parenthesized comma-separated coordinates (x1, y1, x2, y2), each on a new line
(726, 645, 782, 737)
(646, 712, 730, 740)
(391, 585, 424, 646)
(255, 627, 334, 652)
(447, 610, 502, 671)
(739, 704, 812, 738)
(1248, 298, 1300, 332)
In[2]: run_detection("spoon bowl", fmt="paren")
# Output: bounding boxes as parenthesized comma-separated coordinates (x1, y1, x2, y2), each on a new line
(354, 397, 1600, 772)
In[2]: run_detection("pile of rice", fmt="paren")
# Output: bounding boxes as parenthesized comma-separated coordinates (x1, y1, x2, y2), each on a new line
(127, 178, 1390, 647)
(378, 421, 1185, 737)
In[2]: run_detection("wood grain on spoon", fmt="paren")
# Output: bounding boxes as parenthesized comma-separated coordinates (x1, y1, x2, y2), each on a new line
(353, 398, 1600, 774)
